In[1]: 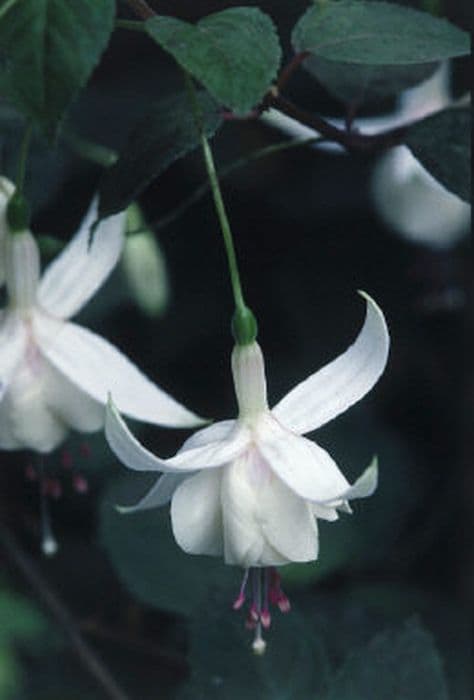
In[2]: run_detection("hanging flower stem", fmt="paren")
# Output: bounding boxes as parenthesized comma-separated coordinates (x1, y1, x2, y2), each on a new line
(16, 123, 33, 193)
(185, 75, 257, 345)
(7, 123, 33, 232)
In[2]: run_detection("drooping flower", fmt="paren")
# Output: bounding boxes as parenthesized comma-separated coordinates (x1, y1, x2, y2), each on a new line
(105, 292, 389, 650)
(0, 186, 203, 454)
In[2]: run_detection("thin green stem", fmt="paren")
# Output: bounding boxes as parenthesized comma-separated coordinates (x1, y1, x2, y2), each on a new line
(199, 133, 246, 311)
(184, 74, 247, 313)
(62, 129, 118, 167)
(115, 18, 146, 31)
(139, 136, 323, 235)
(16, 123, 32, 194)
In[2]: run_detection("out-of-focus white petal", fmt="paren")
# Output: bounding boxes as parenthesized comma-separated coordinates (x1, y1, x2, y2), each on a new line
(5, 231, 40, 310)
(178, 420, 236, 452)
(0, 313, 27, 399)
(272, 293, 389, 435)
(0, 361, 67, 452)
(42, 361, 104, 432)
(220, 449, 318, 566)
(0, 177, 15, 286)
(257, 416, 351, 502)
(119, 474, 188, 514)
(105, 400, 249, 474)
(37, 199, 125, 319)
(35, 316, 203, 428)
(231, 341, 268, 418)
(372, 146, 470, 249)
(171, 470, 224, 556)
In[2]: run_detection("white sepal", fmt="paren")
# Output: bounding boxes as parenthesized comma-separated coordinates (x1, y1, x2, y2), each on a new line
(105, 399, 249, 474)
(272, 293, 389, 435)
(118, 474, 188, 514)
(35, 316, 204, 428)
(38, 199, 125, 319)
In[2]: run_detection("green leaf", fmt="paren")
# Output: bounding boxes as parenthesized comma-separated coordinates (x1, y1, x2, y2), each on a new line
(303, 57, 439, 104)
(179, 592, 329, 700)
(145, 8, 282, 114)
(0, 0, 115, 138)
(98, 90, 223, 217)
(405, 106, 471, 202)
(99, 476, 236, 616)
(292, 1, 470, 65)
(326, 619, 449, 700)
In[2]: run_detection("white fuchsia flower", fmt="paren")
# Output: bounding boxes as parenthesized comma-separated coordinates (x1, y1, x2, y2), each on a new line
(105, 292, 389, 651)
(0, 187, 203, 454)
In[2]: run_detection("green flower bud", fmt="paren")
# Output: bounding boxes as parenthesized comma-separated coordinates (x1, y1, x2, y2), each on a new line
(232, 305, 258, 346)
(6, 192, 30, 233)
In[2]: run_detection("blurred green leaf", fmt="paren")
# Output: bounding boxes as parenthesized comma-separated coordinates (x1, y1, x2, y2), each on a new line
(0, 0, 115, 138)
(98, 91, 222, 217)
(99, 476, 236, 616)
(0, 589, 46, 645)
(292, 1, 470, 65)
(303, 58, 438, 104)
(145, 8, 281, 115)
(0, 587, 47, 699)
(405, 106, 471, 202)
(179, 592, 329, 700)
(325, 618, 449, 700)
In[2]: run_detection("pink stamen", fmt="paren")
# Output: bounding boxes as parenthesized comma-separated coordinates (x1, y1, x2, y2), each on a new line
(73, 474, 89, 494)
(277, 594, 291, 614)
(249, 604, 259, 623)
(232, 592, 246, 610)
(260, 608, 271, 629)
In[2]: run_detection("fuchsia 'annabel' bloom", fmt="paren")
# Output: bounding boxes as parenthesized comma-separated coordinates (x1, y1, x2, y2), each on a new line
(105, 292, 389, 653)
(0, 182, 203, 454)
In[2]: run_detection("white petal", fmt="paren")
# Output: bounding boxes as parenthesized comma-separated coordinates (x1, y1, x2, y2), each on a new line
(272, 293, 389, 434)
(105, 399, 249, 474)
(5, 231, 40, 310)
(0, 313, 27, 400)
(0, 177, 15, 286)
(171, 470, 224, 556)
(312, 504, 339, 521)
(118, 474, 188, 513)
(0, 360, 67, 452)
(42, 361, 104, 432)
(231, 341, 268, 418)
(221, 450, 318, 567)
(37, 199, 125, 319)
(178, 420, 236, 452)
(324, 457, 378, 504)
(257, 416, 351, 502)
(35, 316, 203, 427)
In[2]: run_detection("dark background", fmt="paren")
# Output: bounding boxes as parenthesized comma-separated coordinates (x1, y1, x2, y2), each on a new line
(0, 1, 471, 698)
